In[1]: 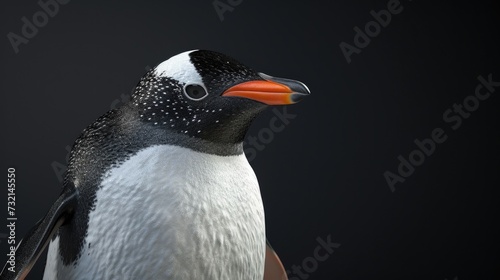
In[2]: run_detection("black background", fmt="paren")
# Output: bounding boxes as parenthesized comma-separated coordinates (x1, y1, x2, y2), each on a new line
(1, 0, 499, 279)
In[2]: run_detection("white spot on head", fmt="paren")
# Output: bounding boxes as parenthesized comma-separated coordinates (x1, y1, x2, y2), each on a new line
(154, 50, 203, 86)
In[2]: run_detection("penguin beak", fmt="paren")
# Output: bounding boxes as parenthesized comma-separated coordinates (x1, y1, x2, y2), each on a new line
(222, 73, 310, 105)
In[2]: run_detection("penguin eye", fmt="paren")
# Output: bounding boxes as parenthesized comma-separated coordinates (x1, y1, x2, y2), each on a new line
(183, 84, 208, 101)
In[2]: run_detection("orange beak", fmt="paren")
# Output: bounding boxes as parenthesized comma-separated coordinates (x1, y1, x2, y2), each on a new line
(222, 73, 310, 105)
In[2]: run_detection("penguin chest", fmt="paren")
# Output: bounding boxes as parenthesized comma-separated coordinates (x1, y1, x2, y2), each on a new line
(46, 145, 266, 280)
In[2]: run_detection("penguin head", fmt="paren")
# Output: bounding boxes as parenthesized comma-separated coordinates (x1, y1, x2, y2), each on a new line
(130, 50, 310, 144)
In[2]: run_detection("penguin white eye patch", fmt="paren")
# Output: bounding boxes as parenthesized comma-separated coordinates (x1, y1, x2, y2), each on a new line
(183, 84, 209, 101)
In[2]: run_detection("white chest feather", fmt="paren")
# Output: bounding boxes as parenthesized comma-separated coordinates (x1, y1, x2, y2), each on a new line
(44, 145, 266, 280)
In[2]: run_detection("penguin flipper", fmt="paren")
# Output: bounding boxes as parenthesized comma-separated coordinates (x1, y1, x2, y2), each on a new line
(0, 184, 77, 280)
(264, 240, 288, 280)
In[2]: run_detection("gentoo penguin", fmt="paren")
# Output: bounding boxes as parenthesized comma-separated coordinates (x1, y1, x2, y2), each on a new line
(0, 50, 310, 280)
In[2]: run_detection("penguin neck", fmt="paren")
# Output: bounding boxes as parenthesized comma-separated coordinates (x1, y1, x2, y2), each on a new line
(117, 104, 245, 156)
(168, 131, 246, 156)
(121, 98, 265, 155)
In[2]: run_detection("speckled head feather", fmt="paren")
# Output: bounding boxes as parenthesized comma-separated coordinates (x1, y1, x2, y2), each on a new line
(130, 50, 266, 144)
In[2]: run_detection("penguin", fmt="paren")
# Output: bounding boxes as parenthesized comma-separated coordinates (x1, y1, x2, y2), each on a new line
(0, 50, 310, 280)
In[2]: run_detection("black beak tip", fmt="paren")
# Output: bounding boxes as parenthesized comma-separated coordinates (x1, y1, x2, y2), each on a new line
(258, 72, 311, 103)
(291, 81, 311, 97)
